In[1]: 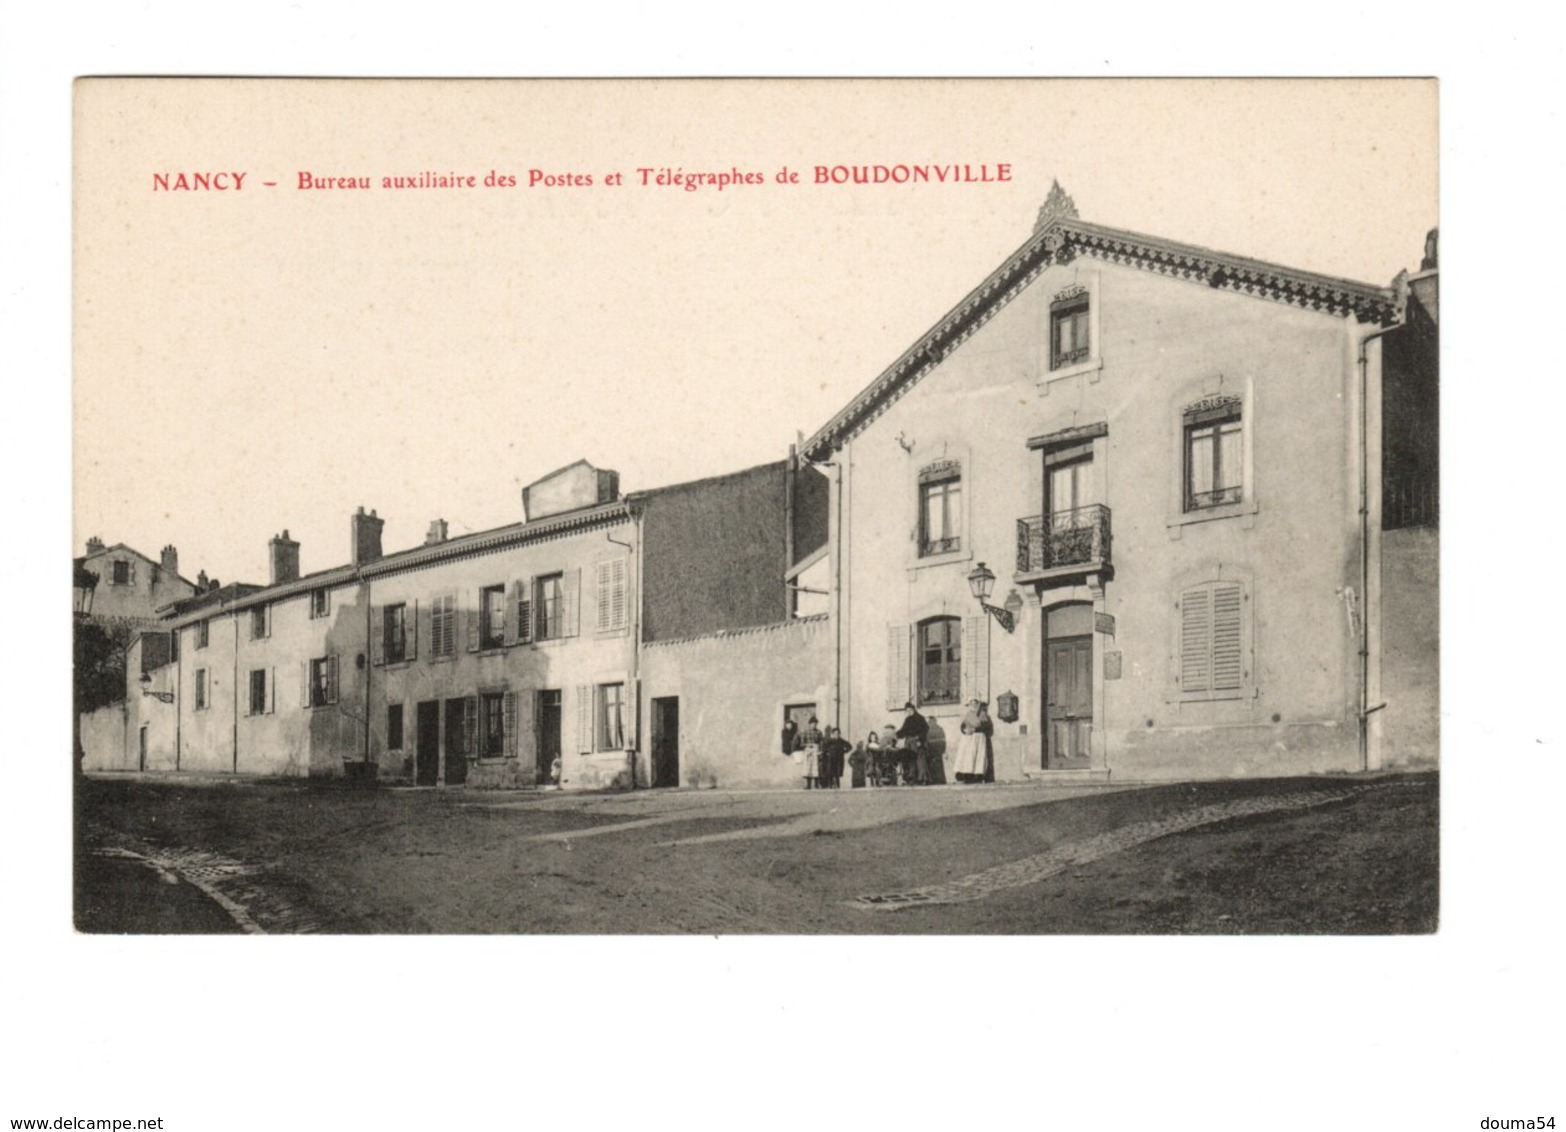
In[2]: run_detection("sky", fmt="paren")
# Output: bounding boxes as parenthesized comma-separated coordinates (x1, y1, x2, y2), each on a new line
(73, 78, 1437, 586)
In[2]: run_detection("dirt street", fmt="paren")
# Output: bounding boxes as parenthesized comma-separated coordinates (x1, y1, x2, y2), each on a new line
(76, 771, 1437, 934)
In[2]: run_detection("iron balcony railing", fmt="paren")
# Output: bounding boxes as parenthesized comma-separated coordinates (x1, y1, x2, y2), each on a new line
(1017, 505, 1112, 574)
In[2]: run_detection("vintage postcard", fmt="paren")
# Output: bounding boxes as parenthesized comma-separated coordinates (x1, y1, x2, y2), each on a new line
(73, 78, 1439, 938)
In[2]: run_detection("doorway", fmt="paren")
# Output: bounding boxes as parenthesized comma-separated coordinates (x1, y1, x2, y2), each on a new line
(443, 698, 468, 786)
(415, 701, 440, 785)
(650, 696, 680, 788)
(1043, 603, 1094, 769)
(138, 725, 148, 772)
(536, 689, 562, 785)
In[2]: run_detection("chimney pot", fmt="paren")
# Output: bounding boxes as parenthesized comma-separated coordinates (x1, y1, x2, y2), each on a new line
(352, 507, 385, 566)
(269, 530, 301, 585)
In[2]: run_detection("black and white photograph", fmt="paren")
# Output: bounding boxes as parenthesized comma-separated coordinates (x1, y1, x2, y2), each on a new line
(70, 78, 1440, 936)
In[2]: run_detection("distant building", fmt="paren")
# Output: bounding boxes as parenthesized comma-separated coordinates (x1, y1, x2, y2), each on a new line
(102, 459, 830, 788)
(76, 538, 198, 635)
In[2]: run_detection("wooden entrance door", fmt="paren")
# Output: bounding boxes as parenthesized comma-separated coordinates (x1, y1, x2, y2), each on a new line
(138, 725, 148, 772)
(537, 689, 562, 784)
(415, 701, 440, 785)
(650, 696, 679, 788)
(1045, 636, 1093, 769)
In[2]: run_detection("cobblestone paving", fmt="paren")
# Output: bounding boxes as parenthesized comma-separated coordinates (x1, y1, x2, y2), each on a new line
(94, 846, 327, 934)
(851, 785, 1376, 911)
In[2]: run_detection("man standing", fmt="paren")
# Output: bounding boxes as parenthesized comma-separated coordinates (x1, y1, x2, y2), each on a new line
(897, 701, 930, 785)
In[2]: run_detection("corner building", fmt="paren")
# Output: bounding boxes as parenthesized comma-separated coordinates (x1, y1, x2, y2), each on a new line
(804, 187, 1437, 780)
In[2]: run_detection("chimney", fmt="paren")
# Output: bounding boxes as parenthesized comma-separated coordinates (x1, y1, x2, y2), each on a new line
(197, 569, 209, 590)
(160, 545, 179, 578)
(352, 506, 385, 567)
(269, 530, 300, 585)
(85, 536, 105, 556)
(425, 519, 449, 546)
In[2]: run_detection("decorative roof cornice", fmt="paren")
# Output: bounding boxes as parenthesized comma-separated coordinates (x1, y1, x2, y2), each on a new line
(162, 502, 631, 626)
(643, 613, 828, 650)
(802, 216, 1399, 458)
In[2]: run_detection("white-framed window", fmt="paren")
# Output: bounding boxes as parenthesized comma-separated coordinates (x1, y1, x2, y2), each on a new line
(916, 616, 962, 707)
(595, 682, 626, 751)
(479, 584, 507, 650)
(1050, 289, 1091, 370)
(1184, 396, 1244, 512)
(310, 587, 331, 619)
(536, 574, 565, 640)
(918, 462, 963, 558)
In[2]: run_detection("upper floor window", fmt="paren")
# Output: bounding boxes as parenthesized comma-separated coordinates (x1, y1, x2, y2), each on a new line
(918, 461, 962, 558)
(383, 603, 408, 663)
(595, 560, 628, 633)
(918, 616, 962, 707)
(195, 620, 209, 650)
(111, 560, 131, 585)
(250, 604, 270, 640)
(536, 574, 565, 641)
(430, 594, 457, 658)
(308, 655, 339, 708)
(310, 587, 331, 619)
(248, 668, 270, 715)
(1184, 396, 1243, 511)
(1050, 290, 1090, 370)
(479, 584, 507, 650)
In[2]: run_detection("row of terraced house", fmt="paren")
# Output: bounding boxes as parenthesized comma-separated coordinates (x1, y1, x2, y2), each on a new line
(82, 187, 1438, 787)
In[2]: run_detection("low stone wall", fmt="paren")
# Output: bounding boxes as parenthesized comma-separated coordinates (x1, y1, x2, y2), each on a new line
(640, 616, 832, 790)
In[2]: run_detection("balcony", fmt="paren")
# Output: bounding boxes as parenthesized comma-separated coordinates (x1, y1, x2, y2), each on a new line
(1016, 505, 1112, 584)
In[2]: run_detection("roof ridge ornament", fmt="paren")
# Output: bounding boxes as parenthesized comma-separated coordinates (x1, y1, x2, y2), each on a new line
(1034, 179, 1079, 232)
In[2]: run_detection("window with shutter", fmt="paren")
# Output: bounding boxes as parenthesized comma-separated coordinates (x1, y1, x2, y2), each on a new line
(596, 559, 628, 633)
(917, 617, 962, 707)
(536, 575, 564, 641)
(513, 578, 532, 645)
(886, 624, 911, 711)
(1176, 580, 1250, 700)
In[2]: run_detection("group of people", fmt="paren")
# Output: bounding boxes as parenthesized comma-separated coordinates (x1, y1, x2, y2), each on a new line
(782, 699, 994, 790)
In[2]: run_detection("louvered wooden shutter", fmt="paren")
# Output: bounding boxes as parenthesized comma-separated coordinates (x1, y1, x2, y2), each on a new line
(562, 569, 581, 637)
(576, 684, 592, 753)
(1179, 586, 1213, 693)
(962, 615, 989, 703)
(408, 599, 419, 660)
(504, 581, 521, 647)
(327, 655, 340, 704)
(463, 696, 478, 755)
(514, 578, 533, 644)
(625, 677, 639, 748)
(886, 624, 911, 710)
(371, 608, 384, 666)
(467, 592, 480, 653)
(1211, 582, 1244, 691)
(268, 667, 276, 714)
(515, 691, 536, 770)
(300, 661, 310, 710)
(504, 692, 518, 758)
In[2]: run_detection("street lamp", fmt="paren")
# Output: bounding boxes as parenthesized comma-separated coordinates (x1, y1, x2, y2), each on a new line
(139, 672, 175, 704)
(966, 562, 1022, 634)
(73, 562, 99, 617)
